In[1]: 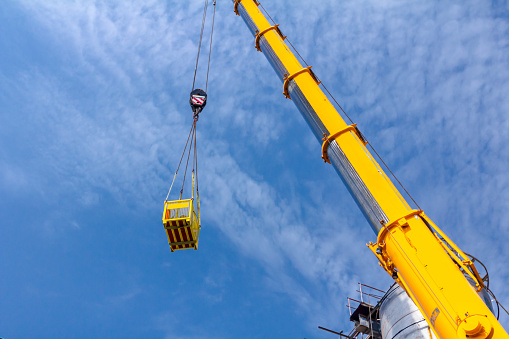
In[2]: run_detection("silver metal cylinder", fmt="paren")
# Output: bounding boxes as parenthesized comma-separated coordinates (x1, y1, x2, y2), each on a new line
(379, 284, 436, 339)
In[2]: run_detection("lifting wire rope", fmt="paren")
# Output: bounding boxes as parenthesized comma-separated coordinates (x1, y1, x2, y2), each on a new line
(191, 0, 216, 93)
(166, 0, 215, 201)
(164, 120, 198, 203)
(162, 0, 216, 252)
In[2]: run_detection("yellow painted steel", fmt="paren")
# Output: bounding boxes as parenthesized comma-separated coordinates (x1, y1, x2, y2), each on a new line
(235, 1, 509, 338)
(162, 173, 201, 252)
(163, 199, 200, 251)
(237, 0, 412, 222)
(255, 24, 285, 52)
(367, 211, 505, 338)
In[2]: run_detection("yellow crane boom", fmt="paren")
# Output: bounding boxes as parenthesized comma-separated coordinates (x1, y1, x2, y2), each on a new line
(233, 1, 508, 338)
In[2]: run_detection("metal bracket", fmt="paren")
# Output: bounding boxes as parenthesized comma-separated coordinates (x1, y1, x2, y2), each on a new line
(321, 124, 364, 164)
(371, 209, 486, 292)
(234, 0, 259, 15)
(380, 210, 422, 236)
(255, 24, 286, 51)
(376, 209, 422, 247)
(368, 209, 422, 278)
(233, 0, 242, 15)
(282, 66, 320, 99)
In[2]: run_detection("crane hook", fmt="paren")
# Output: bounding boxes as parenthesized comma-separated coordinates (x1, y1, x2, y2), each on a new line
(190, 88, 207, 119)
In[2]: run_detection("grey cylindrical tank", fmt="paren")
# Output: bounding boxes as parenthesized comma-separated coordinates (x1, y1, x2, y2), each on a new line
(379, 284, 436, 339)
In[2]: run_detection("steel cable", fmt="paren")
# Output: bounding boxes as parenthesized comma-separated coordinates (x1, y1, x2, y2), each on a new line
(205, 1, 216, 92)
(192, 0, 209, 91)
(165, 121, 196, 201)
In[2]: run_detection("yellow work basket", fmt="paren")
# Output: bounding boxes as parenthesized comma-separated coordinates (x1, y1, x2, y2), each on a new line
(162, 189, 201, 252)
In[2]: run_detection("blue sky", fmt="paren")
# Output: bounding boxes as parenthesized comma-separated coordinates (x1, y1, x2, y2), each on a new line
(1, 0, 509, 338)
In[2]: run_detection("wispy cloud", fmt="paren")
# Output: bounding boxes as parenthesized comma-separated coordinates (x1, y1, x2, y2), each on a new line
(2, 0, 509, 336)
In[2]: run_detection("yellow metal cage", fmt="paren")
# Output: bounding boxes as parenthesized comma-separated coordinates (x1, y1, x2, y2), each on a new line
(162, 198, 200, 252)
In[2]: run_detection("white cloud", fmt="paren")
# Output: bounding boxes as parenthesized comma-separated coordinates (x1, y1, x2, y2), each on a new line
(3, 0, 509, 335)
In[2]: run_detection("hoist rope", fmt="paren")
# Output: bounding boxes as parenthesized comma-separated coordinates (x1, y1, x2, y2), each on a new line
(259, 3, 276, 26)
(191, 0, 216, 92)
(165, 121, 196, 201)
(259, 3, 421, 211)
(205, 1, 216, 92)
(180, 121, 197, 198)
(164, 117, 201, 202)
(194, 119, 199, 191)
(166, 0, 210, 203)
(192, 0, 209, 91)
(366, 142, 421, 210)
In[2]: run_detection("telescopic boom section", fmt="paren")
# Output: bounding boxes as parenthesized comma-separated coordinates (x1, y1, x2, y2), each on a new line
(234, 1, 508, 338)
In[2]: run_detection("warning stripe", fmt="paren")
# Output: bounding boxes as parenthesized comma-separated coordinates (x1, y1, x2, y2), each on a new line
(186, 227, 194, 241)
(167, 230, 176, 248)
(184, 227, 192, 249)
(183, 228, 190, 241)
(174, 228, 182, 244)
(179, 228, 188, 249)
(168, 229, 176, 243)
(192, 96, 205, 105)
(174, 229, 181, 250)
(169, 219, 188, 227)
(166, 224, 196, 250)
